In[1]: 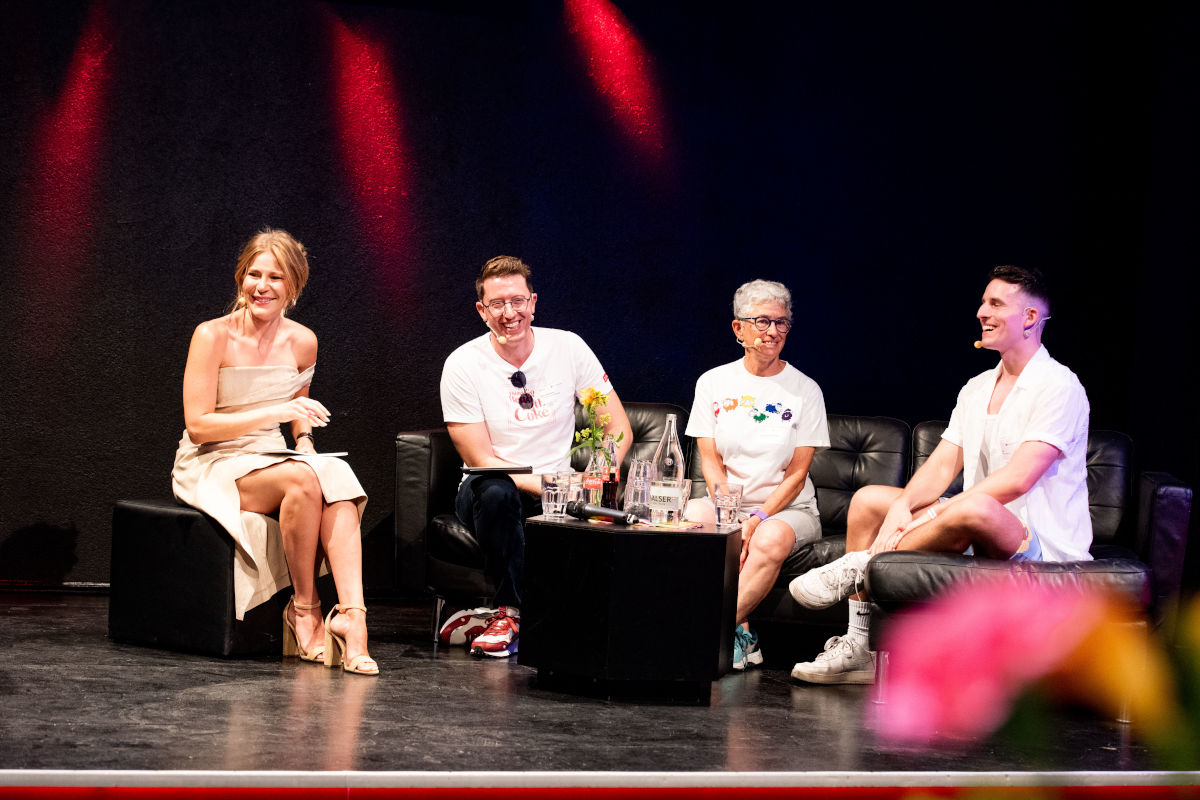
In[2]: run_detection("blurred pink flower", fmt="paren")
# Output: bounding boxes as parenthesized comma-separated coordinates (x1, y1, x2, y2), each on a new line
(873, 577, 1108, 744)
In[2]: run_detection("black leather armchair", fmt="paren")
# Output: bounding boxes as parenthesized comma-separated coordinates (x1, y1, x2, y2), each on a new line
(865, 422, 1193, 626)
(394, 402, 690, 635)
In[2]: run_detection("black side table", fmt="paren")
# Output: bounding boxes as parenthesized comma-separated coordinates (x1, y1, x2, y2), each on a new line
(520, 515, 739, 704)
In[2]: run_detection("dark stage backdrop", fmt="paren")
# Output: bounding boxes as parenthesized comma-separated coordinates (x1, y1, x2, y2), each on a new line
(1, 1, 1195, 592)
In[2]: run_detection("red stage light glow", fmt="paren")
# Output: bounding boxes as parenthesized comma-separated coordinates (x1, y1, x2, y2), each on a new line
(23, 1, 114, 352)
(326, 12, 410, 300)
(564, 0, 668, 163)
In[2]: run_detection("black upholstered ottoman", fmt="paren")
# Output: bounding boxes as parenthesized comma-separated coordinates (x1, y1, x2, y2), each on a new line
(108, 500, 289, 657)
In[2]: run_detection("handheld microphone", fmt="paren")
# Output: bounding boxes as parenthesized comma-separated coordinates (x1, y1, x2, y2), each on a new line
(565, 500, 638, 525)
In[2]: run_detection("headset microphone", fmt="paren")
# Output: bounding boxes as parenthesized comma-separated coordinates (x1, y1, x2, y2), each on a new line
(973, 340, 982, 349)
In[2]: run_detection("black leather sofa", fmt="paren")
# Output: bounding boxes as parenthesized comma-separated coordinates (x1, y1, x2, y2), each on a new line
(395, 406, 1191, 662)
(864, 421, 1193, 623)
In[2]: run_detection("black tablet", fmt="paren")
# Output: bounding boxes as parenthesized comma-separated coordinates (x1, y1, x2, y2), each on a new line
(461, 466, 534, 475)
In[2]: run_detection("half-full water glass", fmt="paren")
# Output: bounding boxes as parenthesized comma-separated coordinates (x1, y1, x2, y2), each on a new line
(713, 482, 743, 528)
(541, 485, 567, 518)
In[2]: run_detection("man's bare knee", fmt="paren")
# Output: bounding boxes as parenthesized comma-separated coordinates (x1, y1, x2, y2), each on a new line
(849, 485, 900, 517)
(939, 494, 1022, 555)
(940, 493, 997, 529)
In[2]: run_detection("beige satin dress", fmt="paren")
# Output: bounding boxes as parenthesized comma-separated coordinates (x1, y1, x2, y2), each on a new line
(171, 365, 367, 619)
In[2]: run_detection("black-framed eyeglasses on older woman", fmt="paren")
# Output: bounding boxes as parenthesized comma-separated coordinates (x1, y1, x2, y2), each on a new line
(739, 316, 792, 334)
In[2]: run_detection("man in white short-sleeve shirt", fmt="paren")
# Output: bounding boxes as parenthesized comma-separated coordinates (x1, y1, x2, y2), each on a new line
(438, 255, 631, 658)
(789, 265, 1091, 685)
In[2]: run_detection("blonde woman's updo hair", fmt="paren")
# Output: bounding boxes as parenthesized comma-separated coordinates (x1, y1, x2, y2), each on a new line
(232, 228, 310, 312)
(733, 279, 792, 319)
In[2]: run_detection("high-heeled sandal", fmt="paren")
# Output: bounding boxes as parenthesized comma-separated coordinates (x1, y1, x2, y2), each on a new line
(282, 597, 325, 663)
(323, 604, 379, 676)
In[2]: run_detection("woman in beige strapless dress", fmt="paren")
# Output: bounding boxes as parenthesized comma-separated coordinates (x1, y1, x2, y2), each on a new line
(171, 228, 377, 675)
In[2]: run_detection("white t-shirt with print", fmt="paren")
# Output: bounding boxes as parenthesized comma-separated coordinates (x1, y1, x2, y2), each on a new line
(685, 360, 830, 509)
(440, 327, 613, 475)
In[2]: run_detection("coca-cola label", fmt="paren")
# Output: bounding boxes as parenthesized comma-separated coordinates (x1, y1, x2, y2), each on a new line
(583, 476, 603, 490)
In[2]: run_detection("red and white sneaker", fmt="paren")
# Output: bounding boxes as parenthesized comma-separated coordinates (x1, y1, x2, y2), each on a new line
(471, 606, 520, 658)
(438, 606, 498, 647)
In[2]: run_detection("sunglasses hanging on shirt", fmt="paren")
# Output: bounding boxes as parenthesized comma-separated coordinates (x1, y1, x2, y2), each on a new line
(510, 371, 534, 409)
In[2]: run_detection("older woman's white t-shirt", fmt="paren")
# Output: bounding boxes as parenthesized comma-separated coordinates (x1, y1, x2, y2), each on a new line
(686, 360, 829, 509)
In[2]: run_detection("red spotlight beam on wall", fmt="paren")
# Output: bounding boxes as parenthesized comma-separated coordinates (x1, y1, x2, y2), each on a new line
(326, 11, 411, 300)
(22, 1, 115, 354)
(565, 0, 670, 166)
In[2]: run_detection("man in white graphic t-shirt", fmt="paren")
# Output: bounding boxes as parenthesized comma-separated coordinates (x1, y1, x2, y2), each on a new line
(438, 255, 631, 658)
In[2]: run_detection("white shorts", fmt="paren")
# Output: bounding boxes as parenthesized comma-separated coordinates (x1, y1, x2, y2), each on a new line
(688, 498, 821, 555)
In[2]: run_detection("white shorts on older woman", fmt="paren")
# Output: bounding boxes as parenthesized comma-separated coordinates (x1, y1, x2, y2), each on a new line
(689, 497, 822, 555)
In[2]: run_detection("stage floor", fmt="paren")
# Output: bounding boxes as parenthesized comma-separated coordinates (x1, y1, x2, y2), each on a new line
(0, 591, 1190, 789)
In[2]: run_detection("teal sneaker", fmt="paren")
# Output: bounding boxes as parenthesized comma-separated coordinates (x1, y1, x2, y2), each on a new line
(732, 624, 763, 671)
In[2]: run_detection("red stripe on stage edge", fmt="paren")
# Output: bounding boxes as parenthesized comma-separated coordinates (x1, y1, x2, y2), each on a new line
(1, 786, 1199, 799)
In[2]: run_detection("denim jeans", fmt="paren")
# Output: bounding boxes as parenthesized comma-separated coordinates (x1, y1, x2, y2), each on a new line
(454, 473, 541, 608)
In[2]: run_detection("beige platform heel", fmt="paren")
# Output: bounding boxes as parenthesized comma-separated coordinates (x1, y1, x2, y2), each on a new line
(323, 604, 379, 676)
(282, 598, 325, 663)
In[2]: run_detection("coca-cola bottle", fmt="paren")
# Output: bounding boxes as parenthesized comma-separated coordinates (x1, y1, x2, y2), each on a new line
(583, 437, 619, 506)
(583, 447, 605, 505)
(600, 438, 620, 508)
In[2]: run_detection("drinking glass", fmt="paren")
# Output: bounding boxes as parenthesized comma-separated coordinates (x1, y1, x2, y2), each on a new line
(713, 482, 743, 528)
(623, 459, 654, 518)
(679, 479, 692, 519)
(541, 486, 567, 518)
(561, 471, 584, 505)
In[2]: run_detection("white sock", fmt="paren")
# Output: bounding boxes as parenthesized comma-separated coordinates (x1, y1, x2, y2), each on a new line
(846, 599, 871, 649)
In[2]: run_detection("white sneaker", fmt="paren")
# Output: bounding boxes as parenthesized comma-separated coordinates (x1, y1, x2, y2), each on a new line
(790, 636, 876, 684)
(788, 550, 870, 609)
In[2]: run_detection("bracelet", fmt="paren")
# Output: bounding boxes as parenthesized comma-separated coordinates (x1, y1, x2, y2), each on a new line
(925, 507, 937, 522)
(750, 509, 769, 522)
(297, 432, 315, 444)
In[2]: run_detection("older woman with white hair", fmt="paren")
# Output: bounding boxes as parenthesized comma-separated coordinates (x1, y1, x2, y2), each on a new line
(684, 279, 830, 670)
